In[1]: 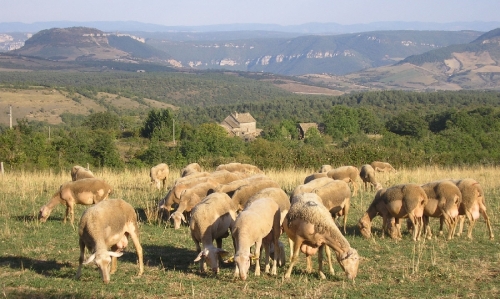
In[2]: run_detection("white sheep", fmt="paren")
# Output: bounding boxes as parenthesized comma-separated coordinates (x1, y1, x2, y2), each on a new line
(418, 180, 461, 240)
(290, 177, 335, 200)
(74, 198, 143, 283)
(71, 165, 95, 181)
(170, 180, 221, 229)
(230, 179, 281, 211)
(180, 162, 202, 177)
(318, 165, 333, 173)
(150, 163, 169, 190)
(209, 173, 269, 195)
(452, 178, 494, 240)
(232, 197, 281, 280)
(312, 179, 351, 234)
(326, 166, 360, 196)
(370, 161, 396, 173)
(215, 162, 263, 174)
(359, 164, 382, 191)
(358, 183, 428, 241)
(190, 192, 239, 273)
(284, 193, 359, 280)
(245, 187, 290, 226)
(39, 178, 112, 225)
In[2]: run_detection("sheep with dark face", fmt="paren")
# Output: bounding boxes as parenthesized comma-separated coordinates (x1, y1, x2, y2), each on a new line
(74, 198, 143, 283)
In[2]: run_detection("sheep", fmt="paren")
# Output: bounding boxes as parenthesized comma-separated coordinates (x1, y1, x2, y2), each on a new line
(452, 179, 494, 240)
(180, 162, 202, 177)
(74, 198, 143, 283)
(418, 180, 461, 240)
(318, 165, 333, 173)
(216, 162, 263, 174)
(208, 173, 269, 195)
(39, 178, 112, 225)
(326, 166, 360, 196)
(230, 179, 281, 211)
(232, 197, 281, 280)
(303, 172, 328, 184)
(170, 180, 221, 229)
(358, 183, 428, 241)
(359, 164, 382, 191)
(245, 187, 290, 226)
(283, 193, 359, 280)
(190, 192, 239, 273)
(290, 177, 335, 200)
(71, 165, 95, 181)
(370, 161, 396, 173)
(312, 180, 351, 234)
(150, 163, 170, 190)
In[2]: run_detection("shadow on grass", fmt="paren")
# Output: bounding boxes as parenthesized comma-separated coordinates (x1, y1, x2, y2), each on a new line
(0, 256, 73, 278)
(12, 215, 38, 222)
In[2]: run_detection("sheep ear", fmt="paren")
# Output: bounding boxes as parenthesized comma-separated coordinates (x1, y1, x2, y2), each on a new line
(108, 251, 123, 258)
(83, 254, 96, 264)
(223, 255, 235, 263)
(194, 249, 208, 262)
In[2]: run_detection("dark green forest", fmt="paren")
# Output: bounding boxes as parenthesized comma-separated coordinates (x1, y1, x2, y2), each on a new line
(1, 71, 500, 171)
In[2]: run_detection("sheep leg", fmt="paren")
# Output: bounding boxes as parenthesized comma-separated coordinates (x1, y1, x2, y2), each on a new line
(317, 245, 326, 279)
(254, 240, 262, 276)
(264, 242, 271, 274)
(305, 255, 313, 273)
(74, 239, 86, 280)
(288, 238, 294, 262)
(423, 215, 432, 240)
(342, 202, 350, 234)
(324, 246, 334, 275)
(129, 231, 144, 276)
(479, 204, 494, 240)
(110, 256, 118, 274)
(284, 238, 302, 279)
(465, 211, 476, 240)
(456, 215, 466, 237)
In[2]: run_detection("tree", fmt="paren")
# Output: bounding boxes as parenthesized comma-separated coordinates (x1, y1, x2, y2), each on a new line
(83, 112, 120, 131)
(141, 109, 177, 141)
(323, 105, 360, 139)
(386, 112, 428, 138)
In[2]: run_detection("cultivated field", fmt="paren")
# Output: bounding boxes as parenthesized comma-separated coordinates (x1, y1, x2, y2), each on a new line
(0, 166, 499, 298)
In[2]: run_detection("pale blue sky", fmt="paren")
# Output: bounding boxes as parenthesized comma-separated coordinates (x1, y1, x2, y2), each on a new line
(1, 0, 499, 26)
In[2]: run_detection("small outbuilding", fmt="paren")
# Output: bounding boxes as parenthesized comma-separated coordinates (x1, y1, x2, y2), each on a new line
(297, 123, 320, 139)
(220, 112, 261, 140)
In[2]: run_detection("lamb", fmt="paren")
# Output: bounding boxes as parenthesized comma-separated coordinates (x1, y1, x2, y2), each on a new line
(452, 178, 494, 240)
(180, 162, 202, 177)
(232, 197, 281, 280)
(359, 164, 382, 191)
(170, 180, 221, 229)
(326, 166, 360, 196)
(74, 198, 143, 283)
(39, 178, 113, 225)
(71, 165, 95, 181)
(370, 161, 396, 173)
(283, 193, 359, 280)
(216, 162, 263, 174)
(150, 163, 170, 190)
(190, 192, 239, 273)
(358, 183, 428, 241)
(418, 180, 461, 240)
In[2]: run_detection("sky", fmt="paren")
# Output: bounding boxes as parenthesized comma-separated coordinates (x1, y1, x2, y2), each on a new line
(1, 0, 500, 26)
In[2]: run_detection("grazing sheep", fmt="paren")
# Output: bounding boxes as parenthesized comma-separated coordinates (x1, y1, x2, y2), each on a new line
(318, 165, 333, 173)
(284, 193, 359, 280)
(303, 172, 328, 184)
(190, 192, 239, 273)
(290, 177, 335, 200)
(71, 165, 95, 181)
(245, 187, 290, 226)
(74, 198, 143, 283)
(453, 179, 494, 240)
(170, 180, 221, 229)
(208, 173, 269, 195)
(230, 179, 281, 211)
(370, 161, 396, 173)
(232, 197, 281, 280)
(358, 183, 428, 241)
(326, 166, 360, 197)
(180, 163, 202, 177)
(313, 180, 351, 234)
(150, 163, 170, 190)
(39, 178, 112, 225)
(418, 180, 461, 240)
(216, 162, 263, 174)
(359, 164, 382, 191)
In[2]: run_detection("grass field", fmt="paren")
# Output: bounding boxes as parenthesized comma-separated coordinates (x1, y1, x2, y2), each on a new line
(0, 166, 499, 298)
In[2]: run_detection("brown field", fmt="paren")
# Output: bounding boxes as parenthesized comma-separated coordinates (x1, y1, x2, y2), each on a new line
(0, 165, 499, 298)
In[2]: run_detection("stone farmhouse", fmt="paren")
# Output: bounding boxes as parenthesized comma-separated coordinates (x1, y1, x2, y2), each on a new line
(220, 112, 262, 140)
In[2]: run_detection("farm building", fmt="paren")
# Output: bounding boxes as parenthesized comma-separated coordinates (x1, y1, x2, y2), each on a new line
(220, 112, 261, 140)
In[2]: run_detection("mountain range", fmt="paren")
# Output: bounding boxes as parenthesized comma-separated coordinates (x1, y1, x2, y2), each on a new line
(2, 24, 500, 91)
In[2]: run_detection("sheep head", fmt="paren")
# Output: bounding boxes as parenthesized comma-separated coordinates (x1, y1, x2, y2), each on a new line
(233, 253, 254, 280)
(38, 206, 51, 223)
(336, 248, 359, 280)
(83, 251, 123, 283)
(170, 211, 186, 229)
(358, 214, 372, 238)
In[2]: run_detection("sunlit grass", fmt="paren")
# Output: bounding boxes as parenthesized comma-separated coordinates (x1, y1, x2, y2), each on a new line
(0, 165, 499, 298)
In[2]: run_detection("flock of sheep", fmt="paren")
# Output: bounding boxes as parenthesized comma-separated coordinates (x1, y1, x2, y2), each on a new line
(37, 162, 494, 284)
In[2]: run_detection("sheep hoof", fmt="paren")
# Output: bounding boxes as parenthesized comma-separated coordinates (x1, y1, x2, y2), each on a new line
(319, 272, 326, 280)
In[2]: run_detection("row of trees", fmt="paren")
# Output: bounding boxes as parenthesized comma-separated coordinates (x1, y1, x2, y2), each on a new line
(1, 103, 500, 171)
